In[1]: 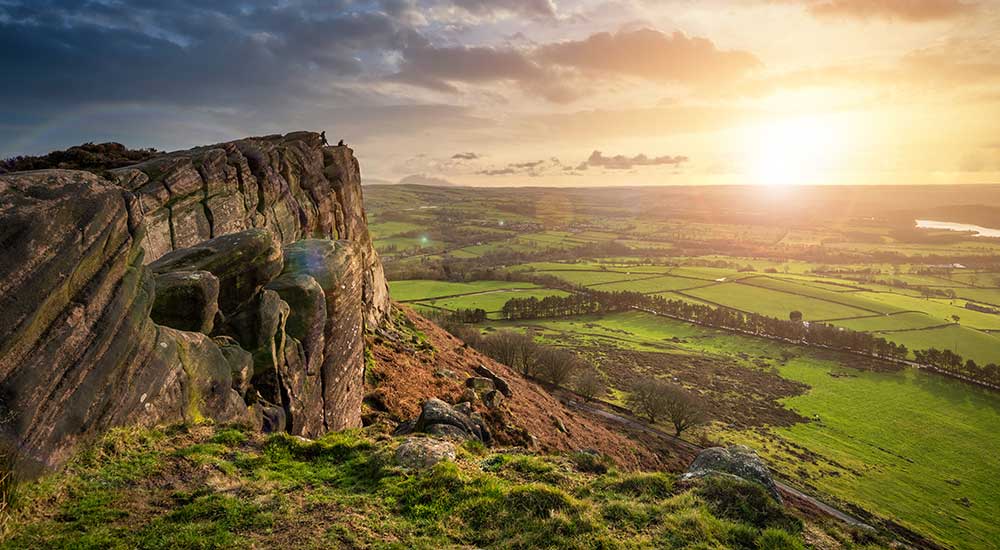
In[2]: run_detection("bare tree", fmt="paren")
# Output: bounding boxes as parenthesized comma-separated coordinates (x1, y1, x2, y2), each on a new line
(627, 377, 705, 436)
(478, 330, 540, 377)
(661, 387, 706, 437)
(574, 368, 606, 401)
(535, 347, 584, 387)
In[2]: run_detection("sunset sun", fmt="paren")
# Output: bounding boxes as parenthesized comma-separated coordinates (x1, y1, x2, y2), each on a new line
(747, 117, 845, 187)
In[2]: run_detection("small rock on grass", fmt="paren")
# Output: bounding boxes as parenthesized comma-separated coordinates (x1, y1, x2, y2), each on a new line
(395, 437, 456, 470)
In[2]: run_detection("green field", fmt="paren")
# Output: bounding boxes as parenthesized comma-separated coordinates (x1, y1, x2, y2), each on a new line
(767, 360, 1000, 549)
(415, 288, 571, 317)
(533, 270, 658, 286)
(954, 288, 1000, 307)
(588, 275, 710, 293)
(389, 280, 539, 301)
(877, 324, 1000, 366)
(827, 312, 944, 332)
(855, 292, 1000, 330)
(682, 282, 872, 320)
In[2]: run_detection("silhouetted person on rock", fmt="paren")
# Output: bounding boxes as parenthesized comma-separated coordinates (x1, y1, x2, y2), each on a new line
(338, 139, 345, 146)
(320, 131, 328, 145)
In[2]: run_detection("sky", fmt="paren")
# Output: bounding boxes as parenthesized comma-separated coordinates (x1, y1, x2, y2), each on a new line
(1, 0, 999, 186)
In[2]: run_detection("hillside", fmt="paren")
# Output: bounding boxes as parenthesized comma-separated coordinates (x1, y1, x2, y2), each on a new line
(0, 309, 890, 549)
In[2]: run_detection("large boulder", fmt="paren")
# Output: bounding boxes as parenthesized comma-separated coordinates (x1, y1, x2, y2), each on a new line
(149, 229, 283, 314)
(283, 240, 365, 431)
(157, 327, 251, 426)
(474, 365, 512, 398)
(219, 288, 324, 438)
(150, 270, 220, 333)
(682, 445, 782, 502)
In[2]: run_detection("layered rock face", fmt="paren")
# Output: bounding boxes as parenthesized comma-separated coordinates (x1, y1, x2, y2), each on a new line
(0, 133, 389, 472)
(111, 131, 389, 328)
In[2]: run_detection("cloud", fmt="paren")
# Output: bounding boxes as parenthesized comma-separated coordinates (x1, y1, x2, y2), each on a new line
(577, 150, 688, 170)
(776, 0, 976, 21)
(398, 173, 459, 186)
(394, 28, 761, 102)
(536, 29, 762, 85)
(475, 150, 690, 176)
(451, 152, 480, 160)
(450, 0, 558, 19)
(477, 158, 560, 176)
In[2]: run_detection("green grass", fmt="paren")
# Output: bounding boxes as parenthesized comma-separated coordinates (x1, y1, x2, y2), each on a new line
(954, 288, 1000, 307)
(416, 289, 572, 317)
(0, 425, 848, 550)
(389, 280, 540, 302)
(877, 324, 1000, 365)
(827, 312, 943, 332)
(682, 282, 871, 321)
(588, 275, 709, 293)
(854, 292, 1000, 330)
(369, 221, 426, 239)
(533, 270, 655, 286)
(761, 359, 1000, 549)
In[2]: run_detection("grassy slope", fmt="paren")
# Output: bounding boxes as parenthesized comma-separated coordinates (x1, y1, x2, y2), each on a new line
(762, 360, 1000, 550)
(1, 425, 840, 550)
(486, 311, 1000, 549)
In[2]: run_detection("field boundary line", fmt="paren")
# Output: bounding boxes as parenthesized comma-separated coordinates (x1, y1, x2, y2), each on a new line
(737, 276, 886, 315)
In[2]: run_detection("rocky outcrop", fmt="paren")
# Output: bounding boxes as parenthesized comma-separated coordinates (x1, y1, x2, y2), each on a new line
(682, 445, 782, 502)
(395, 398, 492, 443)
(0, 132, 390, 472)
(111, 132, 389, 328)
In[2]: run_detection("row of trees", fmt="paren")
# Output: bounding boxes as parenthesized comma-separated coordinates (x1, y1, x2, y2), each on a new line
(499, 289, 1000, 388)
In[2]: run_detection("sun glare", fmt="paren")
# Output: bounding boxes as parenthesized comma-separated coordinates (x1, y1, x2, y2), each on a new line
(746, 117, 845, 187)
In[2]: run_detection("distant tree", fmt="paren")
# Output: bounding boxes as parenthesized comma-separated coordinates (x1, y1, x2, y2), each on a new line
(627, 377, 672, 423)
(789, 311, 803, 323)
(661, 387, 707, 437)
(573, 369, 606, 401)
(479, 330, 540, 377)
(951, 315, 961, 324)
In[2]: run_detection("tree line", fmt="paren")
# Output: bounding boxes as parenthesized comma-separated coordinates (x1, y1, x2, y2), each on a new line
(499, 288, 1000, 388)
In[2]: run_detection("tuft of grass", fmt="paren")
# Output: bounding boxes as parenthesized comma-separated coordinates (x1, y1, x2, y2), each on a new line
(595, 472, 675, 502)
(568, 450, 614, 474)
(695, 475, 802, 533)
